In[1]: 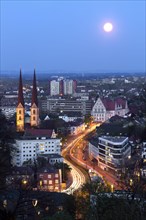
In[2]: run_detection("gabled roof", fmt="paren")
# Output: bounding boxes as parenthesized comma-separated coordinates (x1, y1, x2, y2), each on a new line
(101, 97, 127, 111)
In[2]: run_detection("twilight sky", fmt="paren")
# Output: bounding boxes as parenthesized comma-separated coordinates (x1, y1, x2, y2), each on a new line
(1, 0, 145, 73)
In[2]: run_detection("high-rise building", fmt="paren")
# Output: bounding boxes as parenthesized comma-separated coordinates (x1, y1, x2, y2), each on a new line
(30, 70, 39, 127)
(49, 79, 77, 96)
(16, 69, 25, 132)
(50, 80, 60, 96)
(63, 79, 77, 95)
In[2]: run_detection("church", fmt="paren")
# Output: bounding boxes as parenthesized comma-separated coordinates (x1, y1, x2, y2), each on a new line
(16, 69, 39, 132)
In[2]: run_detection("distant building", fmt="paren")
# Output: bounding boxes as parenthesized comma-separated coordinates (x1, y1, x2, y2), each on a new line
(91, 97, 129, 122)
(59, 111, 83, 122)
(49, 80, 60, 96)
(49, 79, 77, 96)
(88, 136, 131, 174)
(39, 97, 93, 115)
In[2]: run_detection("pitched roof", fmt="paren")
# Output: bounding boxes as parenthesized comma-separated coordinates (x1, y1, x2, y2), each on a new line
(24, 128, 53, 138)
(101, 97, 126, 111)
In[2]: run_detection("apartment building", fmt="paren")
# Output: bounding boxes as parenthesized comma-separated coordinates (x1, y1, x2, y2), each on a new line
(89, 136, 131, 174)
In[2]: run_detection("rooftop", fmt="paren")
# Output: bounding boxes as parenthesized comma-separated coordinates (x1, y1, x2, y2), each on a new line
(99, 136, 128, 143)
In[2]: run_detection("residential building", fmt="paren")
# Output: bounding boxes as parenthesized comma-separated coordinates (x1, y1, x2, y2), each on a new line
(13, 133, 61, 166)
(88, 136, 131, 174)
(38, 167, 62, 192)
(91, 97, 129, 122)
(49, 80, 60, 96)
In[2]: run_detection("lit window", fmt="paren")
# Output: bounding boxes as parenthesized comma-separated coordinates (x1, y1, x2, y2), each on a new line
(49, 180, 52, 184)
(44, 180, 47, 184)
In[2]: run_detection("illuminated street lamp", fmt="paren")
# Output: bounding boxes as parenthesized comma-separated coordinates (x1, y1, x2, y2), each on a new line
(111, 184, 114, 193)
(130, 179, 133, 186)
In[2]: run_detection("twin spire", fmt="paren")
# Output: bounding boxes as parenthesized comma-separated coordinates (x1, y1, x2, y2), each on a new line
(16, 69, 39, 132)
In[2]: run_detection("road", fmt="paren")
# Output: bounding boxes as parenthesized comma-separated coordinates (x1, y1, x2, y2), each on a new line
(61, 123, 97, 194)
(62, 123, 120, 194)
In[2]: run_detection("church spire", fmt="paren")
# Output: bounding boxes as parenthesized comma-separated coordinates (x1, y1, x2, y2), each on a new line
(18, 69, 24, 107)
(31, 69, 38, 107)
(30, 69, 39, 127)
(16, 69, 25, 132)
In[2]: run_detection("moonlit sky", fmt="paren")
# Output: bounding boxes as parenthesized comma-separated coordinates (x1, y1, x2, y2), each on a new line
(1, 0, 145, 73)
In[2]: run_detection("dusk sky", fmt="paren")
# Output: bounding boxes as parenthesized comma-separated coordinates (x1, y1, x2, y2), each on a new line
(1, 0, 145, 73)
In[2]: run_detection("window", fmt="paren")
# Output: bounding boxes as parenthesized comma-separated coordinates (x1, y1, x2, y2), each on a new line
(33, 110, 35, 114)
(44, 180, 47, 184)
(19, 110, 21, 114)
(49, 180, 52, 184)
(33, 116, 35, 120)
(19, 116, 21, 120)
(55, 180, 59, 184)
(48, 174, 51, 178)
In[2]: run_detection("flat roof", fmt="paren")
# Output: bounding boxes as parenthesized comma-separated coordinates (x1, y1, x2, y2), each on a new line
(99, 136, 127, 143)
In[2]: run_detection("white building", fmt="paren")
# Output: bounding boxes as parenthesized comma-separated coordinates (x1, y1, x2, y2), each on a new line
(91, 97, 129, 122)
(50, 80, 60, 96)
(63, 80, 74, 95)
(13, 137, 61, 166)
(88, 136, 131, 174)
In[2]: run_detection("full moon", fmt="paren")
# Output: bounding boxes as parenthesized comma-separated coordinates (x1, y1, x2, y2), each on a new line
(103, 22, 113, 32)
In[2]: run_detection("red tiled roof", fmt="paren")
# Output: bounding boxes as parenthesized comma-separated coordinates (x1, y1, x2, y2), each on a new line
(25, 128, 53, 137)
(101, 98, 126, 110)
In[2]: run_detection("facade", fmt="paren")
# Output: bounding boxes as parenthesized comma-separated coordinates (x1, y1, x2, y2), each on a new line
(50, 80, 60, 96)
(13, 137, 61, 166)
(88, 136, 131, 174)
(63, 79, 77, 95)
(91, 97, 129, 122)
(39, 98, 93, 115)
(38, 168, 62, 192)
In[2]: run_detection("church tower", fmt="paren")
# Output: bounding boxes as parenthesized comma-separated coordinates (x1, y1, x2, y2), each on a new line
(30, 69, 39, 127)
(16, 69, 25, 132)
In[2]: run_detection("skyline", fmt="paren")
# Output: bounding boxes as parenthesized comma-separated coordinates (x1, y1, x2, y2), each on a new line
(1, 0, 146, 73)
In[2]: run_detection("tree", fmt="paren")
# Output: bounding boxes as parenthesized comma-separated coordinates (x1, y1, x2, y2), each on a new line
(0, 110, 15, 189)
